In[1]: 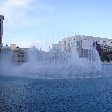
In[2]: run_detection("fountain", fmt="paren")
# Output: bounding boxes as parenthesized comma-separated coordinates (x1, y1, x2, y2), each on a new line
(5, 43, 101, 79)
(0, 41, 103, 79)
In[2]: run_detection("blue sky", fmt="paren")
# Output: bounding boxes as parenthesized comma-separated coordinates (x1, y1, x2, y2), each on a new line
(0, 0, 112, 50)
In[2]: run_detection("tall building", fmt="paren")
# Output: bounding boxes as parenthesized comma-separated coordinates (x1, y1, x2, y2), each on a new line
(0, 15, 4, 52)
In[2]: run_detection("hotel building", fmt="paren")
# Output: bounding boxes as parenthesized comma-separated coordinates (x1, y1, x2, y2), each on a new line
(52, 35, 100, 61)
(0, 15, 4, 52)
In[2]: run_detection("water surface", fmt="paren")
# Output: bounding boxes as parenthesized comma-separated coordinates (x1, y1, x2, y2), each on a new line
(0, 75, 112, 112)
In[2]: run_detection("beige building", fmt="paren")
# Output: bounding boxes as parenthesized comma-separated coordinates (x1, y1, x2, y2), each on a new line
(12, 47, 28, 64)
(10, 44, 16, 50)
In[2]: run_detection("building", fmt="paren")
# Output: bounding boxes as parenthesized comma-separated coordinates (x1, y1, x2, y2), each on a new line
(55, 35, 100, 60)
(1, 43, 28, 64)
(0, 15, 4, 52)
(12, 47, 28, 64)
(1, 44, 11, 53)
(9, 44, 29, 64)
(52, 35, 112, 62)
(10, 44, 16, 50)
(1, 44, 28, 64)
(0, 44, 12, 64)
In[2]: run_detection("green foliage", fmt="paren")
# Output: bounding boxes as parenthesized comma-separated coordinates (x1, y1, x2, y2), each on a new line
(100, 54, 111, 62)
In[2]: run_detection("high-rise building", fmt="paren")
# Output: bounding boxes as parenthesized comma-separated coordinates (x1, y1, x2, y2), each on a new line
(0, 15, 4, 52)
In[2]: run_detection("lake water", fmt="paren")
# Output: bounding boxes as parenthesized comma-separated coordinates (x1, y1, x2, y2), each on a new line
(1, 74, 112, 112)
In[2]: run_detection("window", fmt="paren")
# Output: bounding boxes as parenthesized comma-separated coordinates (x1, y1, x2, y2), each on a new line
(18, 55, 20, 58)
(21, 60, 24, 62)
(21, 55, 24, 57)
(77, 41, 79, 47)
(77, 41, 82, 48)
(103, 41, 106, 44)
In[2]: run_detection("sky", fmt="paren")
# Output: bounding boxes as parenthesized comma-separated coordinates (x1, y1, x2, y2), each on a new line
(0, 0, 112, 51)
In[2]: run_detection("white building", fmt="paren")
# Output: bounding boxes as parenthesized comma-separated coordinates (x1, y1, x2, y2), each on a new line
(52, 35, 101, 60)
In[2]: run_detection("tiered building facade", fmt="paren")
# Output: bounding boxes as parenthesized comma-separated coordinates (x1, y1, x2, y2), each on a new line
(52, 35, 112, 62)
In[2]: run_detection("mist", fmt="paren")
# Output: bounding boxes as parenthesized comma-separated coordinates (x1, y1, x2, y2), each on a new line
(0, 46, 103, 79)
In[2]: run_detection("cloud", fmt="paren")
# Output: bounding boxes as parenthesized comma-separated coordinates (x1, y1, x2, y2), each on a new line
(0, 0, 33, 23)
(1, 0, 55, 49)
(0, 0, 54, 25)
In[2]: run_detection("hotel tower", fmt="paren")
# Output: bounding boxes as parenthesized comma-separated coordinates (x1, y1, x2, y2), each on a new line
(0, 15, 4, 52)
